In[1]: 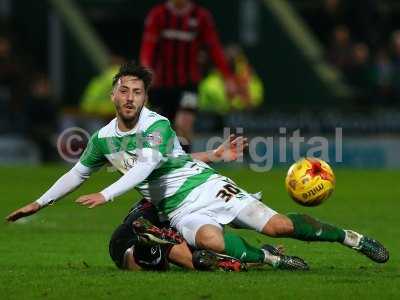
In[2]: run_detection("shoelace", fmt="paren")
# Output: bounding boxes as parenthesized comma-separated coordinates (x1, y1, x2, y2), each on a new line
(160, 228, 184, 243)
(133, 219, 184, 244)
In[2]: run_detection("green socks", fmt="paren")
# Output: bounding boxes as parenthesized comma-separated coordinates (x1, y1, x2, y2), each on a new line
(287, 213, 345, 242)
(223, 232, 265, 263)
(222, 214, 346, 264)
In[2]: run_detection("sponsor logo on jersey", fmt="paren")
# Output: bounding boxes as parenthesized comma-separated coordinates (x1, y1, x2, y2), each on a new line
(146, 131, 162, 147)
(161, 29, 196, 41)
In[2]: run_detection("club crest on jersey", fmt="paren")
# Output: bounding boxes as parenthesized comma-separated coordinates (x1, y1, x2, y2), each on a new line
(122, 153, 138, 170)
(146, 131, 162, 147)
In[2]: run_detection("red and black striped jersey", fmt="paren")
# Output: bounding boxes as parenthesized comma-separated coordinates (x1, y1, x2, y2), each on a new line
(140, 1, 232, 88)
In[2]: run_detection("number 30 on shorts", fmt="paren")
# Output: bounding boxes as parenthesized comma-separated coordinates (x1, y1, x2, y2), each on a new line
(216, 184, 240, 202)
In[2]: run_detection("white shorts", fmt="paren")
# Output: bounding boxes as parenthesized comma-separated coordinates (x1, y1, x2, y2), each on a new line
(170, 175, 278, 247)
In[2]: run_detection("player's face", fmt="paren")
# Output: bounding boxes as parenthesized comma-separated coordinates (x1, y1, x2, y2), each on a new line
(112, 76, 147, 123)
(171, 0, 188, 8)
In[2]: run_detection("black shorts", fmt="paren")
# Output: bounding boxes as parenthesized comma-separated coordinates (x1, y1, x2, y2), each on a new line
(108, 199, 171, 270)
(149, 85, 198, 122)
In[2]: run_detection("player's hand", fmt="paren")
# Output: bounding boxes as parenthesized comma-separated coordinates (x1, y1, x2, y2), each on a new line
(76, 193, 107, 208)
(6, 202, 42, 222)
(213, 134, 248, 162)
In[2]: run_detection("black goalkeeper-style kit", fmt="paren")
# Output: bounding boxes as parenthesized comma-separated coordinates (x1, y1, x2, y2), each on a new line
(108, 199, 171, 270)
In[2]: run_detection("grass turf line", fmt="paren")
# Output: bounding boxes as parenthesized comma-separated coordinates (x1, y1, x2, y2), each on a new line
(0, 165, 399, 299)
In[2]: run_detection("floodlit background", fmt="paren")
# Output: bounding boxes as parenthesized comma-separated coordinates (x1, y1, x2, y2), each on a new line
(0, 0, 399, 168)
(0, 2, 399, 299)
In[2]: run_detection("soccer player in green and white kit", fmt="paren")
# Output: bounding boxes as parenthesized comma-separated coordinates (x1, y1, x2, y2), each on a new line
(5, 62, 294, 271)
(8, 62, 389, 271)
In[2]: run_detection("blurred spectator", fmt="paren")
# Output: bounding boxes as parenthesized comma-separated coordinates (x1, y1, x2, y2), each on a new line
(327, 25, 353, 71)
(345, 43, 374, 104)
(303, 0, 381, 47)
(0, 29, 59, 160)
(373, 48, 393, 104)
(310, 0, 346, 44)
(390, 30, 400, 102)
(60, 56, 127, 137)
(198, 45, 263, 114)
(293, 0, 396, 108)
(26, 73, 59, 161)
(344, 0, 381, 47)
(80, 55, 125, 118)
(140, 0, 237, 152)
(0, 33, 27, 132)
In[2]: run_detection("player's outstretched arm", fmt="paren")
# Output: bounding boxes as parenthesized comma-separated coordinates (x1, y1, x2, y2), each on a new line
(5, 162, 95, 222)
(191, 134, 248, 163)
(76, 148, 162, 209)
(6, 201, 41, 222)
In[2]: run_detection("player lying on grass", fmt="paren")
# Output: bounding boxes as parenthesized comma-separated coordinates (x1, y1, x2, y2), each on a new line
(108, 136, 290, 272)
(109, 197, 288, 272)
(7, 62, 389, 271)
(5, 123, 294, 271)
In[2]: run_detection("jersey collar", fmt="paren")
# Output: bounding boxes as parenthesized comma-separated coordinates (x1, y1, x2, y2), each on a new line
(114, 107, 150, 136)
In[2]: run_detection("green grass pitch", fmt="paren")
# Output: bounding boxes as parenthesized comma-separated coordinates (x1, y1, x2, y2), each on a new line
(0, 165, 399, 299)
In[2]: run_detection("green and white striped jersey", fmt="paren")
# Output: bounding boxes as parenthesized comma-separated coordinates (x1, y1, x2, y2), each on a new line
(79, 107, 216, 214)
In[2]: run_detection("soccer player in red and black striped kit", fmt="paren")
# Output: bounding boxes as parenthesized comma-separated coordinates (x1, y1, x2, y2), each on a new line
(140, 0, 236, 152)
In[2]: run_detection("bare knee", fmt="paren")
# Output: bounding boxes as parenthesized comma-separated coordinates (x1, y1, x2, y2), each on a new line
(262, 214, 294, 237)
(195, 225, 224, 252)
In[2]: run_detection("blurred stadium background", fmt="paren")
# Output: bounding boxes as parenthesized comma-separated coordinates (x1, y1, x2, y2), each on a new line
(1, 0, 399, 168)
(1, 1, 400, 299)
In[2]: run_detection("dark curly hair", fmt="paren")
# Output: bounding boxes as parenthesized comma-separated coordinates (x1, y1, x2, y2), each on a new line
(112, 61, 153, 91)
